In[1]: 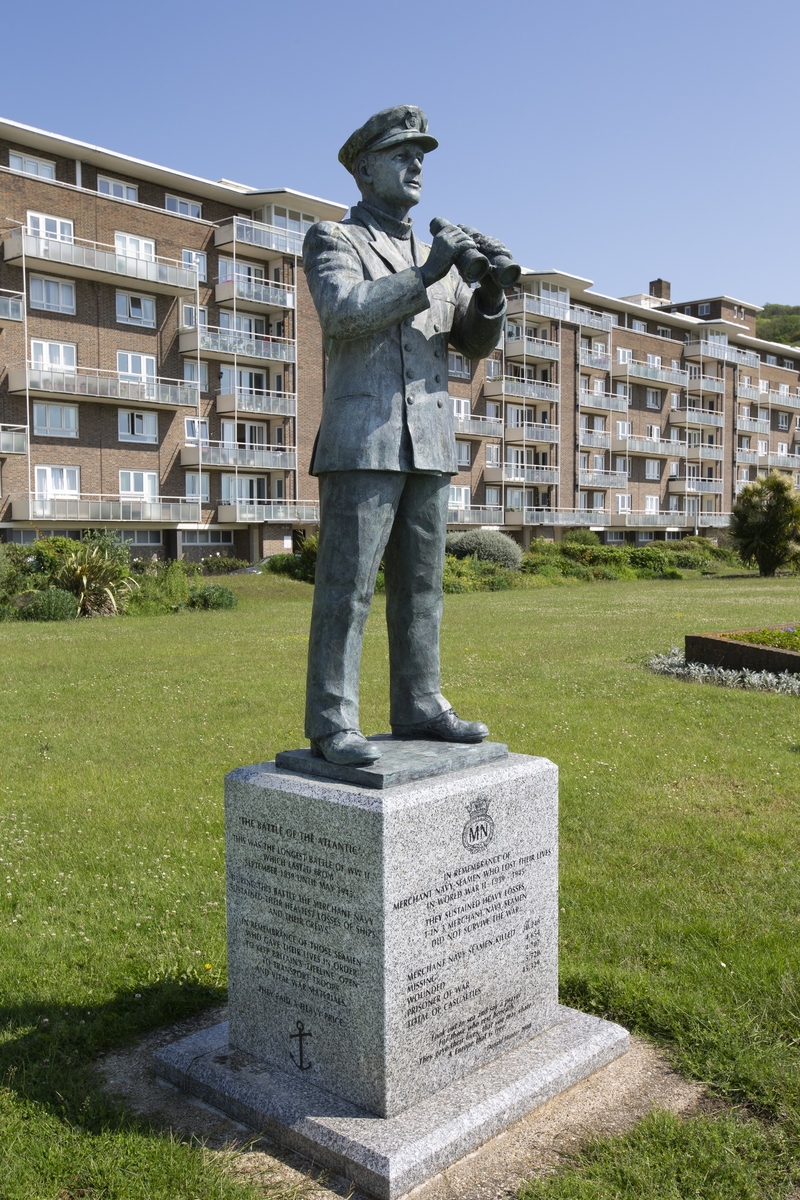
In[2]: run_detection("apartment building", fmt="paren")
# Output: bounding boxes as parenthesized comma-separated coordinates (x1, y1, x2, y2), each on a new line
(1, 116, 798, 556)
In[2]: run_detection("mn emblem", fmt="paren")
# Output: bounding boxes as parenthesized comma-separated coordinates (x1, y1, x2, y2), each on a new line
(462, 796, 495, 852)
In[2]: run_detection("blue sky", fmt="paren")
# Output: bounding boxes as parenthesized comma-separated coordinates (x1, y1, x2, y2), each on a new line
(4, 0, 798, 306)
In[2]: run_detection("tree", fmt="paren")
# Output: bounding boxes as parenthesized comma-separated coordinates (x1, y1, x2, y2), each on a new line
(730, 473, 800, 577)
(756, 304, 800, 348)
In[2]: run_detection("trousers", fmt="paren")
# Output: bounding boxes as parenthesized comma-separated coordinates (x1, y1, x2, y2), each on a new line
(304, 469, 452, 740)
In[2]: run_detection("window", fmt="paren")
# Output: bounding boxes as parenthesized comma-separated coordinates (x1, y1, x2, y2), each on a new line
(698, 303, 710, 316)
(35, 465, 79, 496)
(759, 379, 770, 393)
(117, 351, 156, 382)
(669, 461, 680, 478)
(181, 302, 208, 329)
(185, 472, 209, 501)
(185, 418, 209, 443)
(778, 412, 790, 430)
(757, 440, 768, 455)
(591, 492, 605, 510)
(98, 176, 138, 202)
(485, 400, 501, 419)
(766, 354, 777, 366)
(118, 410, 158, 443)
(116, 291, 156, 327)
(592, 453, 605, 471)
(121, 530, 162, 545)
(645, 495, 660, 513)
(684, 306, 692, 315)
(222, 474, 267, 502)
(646, 354, 661, 368)
(485, 359, 501, 380)
(645, 459, 661, 480)
(670, 392, 680, 409)
(220, 311, 264, 335)
(10, 152, 55, 179)
(182, 249, 207, 281)
(31, 340, 76, 371)
(614, 455, 628, 474)
(166, 195, 202, 219)
(631, 319, 646, 333)
(485, 442, 500, 467)
(646, 388, 661, 410)
(778, 442, 788, 455)
(33, 403, 78, 437)
(119, 470, 158, 498)
(456, 441, 471, 468)
(779, 383, 790, 396)
(30, 275, 75, 314)
(28, 211, 73, 242)
(218, 257, 264, 284)
(616, 494, 631, 513)
(646, 424, 661, 441)
(616, 420, 631, 438)
(448, 352, 471, 378)
(616, 347, 632, 365)
(449, 485, 471, 508)
(784, 358, 795, 370)
(182, 529, 234, 545)
(485, 486, 501, 506)
(656, 326, 670, 338)
(615, 383, 631, 402)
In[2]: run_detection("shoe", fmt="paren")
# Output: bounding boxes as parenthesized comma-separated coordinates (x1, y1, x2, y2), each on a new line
(392, 708, 489, 743)
(310, 730, 382, 765)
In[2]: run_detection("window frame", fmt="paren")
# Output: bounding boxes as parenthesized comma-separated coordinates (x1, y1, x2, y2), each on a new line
(118, 409, 159, 444)
(33, 402, 79, 438)
(98, 176, 138, 203)
(30, 274, 76, 314)
(116, 289, 157, 328)
(119, 469, 159, 498)
(182, 248, 207, 281)
(27, 211, 73, 242)
(166, 194, 202, 219)
(10, 151, 55, 179)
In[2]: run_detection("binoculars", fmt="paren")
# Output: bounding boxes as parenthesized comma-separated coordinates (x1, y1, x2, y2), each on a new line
(429, 217, 521, 288)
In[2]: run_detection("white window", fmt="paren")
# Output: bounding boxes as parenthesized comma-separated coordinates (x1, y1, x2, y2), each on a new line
(646, 388, 661, 409)
(185, 472, 209, 501)
(185, 418, 210, 442)
(182, 302, 209, 328)
(35, 465, 79, 497)
(117, 351, 156, 383)
(591, 492, 605, 510)
(183, 360, 209, 390)
(766, 354, 777, 366)
(779, 383, 790, 396)
(182, 249, 207, 281)
(646, 354, 661, 368)
(121, 530, 162, 545)
(456, 440, 471, 467)
(31, 340, 76, 371)
(646, 424, 661, 441)
(656, 326, 670, 338)
(30, 275, 75, 314)
(449, 485, 471, 508)
(182, 529, 234, 545)
(118, 410, 158, 443)
(645, 495, 660, 513)
(759, 379, 770, 393)
(28, 211, 73, 242)
(616, 494, 631, 513)
(453, 396, 470, 418)
(631, 319, 646, 333)
(757, 439, 768, 455)
(219, 311, 264, 335)
(614, 455, 628, 474)
(485, 359, 501, 380)
(485, 486, 501, 506)
(98, 176, 138, 202)
(670, 392, 680, 409)
(218, 258, 265, 284)
(698, 303, 710, 316)
(485, 400, 501, 418)
(616, 420, 632, 437)
(166, 195, 202, 219)
(645, 459, 661, 480)
(778, 442, 788, 455)
(592, 453, 605, 471)
(448, 352, 471, 378)
(485, 442, 500, 467)
(669, 461, 680, 478)
(33, 403, 78, 437)
(115, 290, 156, 328)
(119, 470, 158, 498)
(615, 383, 631, 401)
(115, 233, 155, 260)
(222, 474, 266, 501)
(784, 359, 794, 371)
(616, 347, 632, 364)
(10, 152, 55, 179)
(778, 411, 790, 430)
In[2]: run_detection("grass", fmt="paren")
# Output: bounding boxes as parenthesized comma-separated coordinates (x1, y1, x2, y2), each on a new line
(0, 572, 799, 1198)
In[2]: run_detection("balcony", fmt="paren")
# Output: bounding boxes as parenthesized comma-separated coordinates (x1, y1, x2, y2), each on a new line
(7, 364, 198, 409)
(736, 383, 760, 402)
(578, 429, 611, 450)
(505, 335, 560, 363)
(736, 449, 758, 464)
(4, 229, 196, 294)
(569, 306, 613, 333)
(11, 493, 200, 523)
(214, 218, 304, 260)
(686, 374, 725, 394)
(699, 513, 731, 527)
(686, 443, 723, 460)
(736, 416, 770, 434)
(612, 359, 688, 386)
(215, 276, 295, 314)
(181, 442, 297, 470)
(579, 347, 612, 370)
(767, 390, 800, 411)
(0, 289, 23, 326)
(217, 500, 319, 524)
(622, 436, 683, 457)
(579, 470, 628, 488)
(0, 424, 26, 454)
(685, 340, 759, 368)
(526, 509, 610, 526)
(669, 478, 724, 494)
(625, 512, 689, 528)
(672, 406, 725, 428)
(507, 292, 570, 321)
(216, 389, 297, 417)
(767, 453, 800, 469)
(486, 465, 559, 485)
(453, 413, 503, 438)
(447, 505, 503, 525)
(179, 325, 296, 366)
(578, 390, 628, 413)
(505, 422, 560, 445)
(484, 377, 560, 404)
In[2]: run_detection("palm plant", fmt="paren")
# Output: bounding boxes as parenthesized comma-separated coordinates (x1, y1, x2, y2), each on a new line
(730, 472, 800, 577)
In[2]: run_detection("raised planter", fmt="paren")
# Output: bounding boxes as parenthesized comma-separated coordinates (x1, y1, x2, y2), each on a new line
(685, 629, 800, 675)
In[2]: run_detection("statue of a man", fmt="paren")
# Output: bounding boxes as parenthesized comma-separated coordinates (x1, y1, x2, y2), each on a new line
(302, 106, 508, 766)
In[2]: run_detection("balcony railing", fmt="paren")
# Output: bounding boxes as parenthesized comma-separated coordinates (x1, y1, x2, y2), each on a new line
(505, 421, 560, 443)
(767, 453, 800, 469)
(579, 470, 628, 488)
(216, 389, 297, 416)
(736, 416, 770, 434)
(447, 505, 504, 525)
(485, 376, 560, 403)
(686, 443, 724, 460)
(767, 390, 800, 411)
(736, 449, 758, 464)
(686, 374, 725, 393)
(672, 406, 725, 427)
(4, 229, 197, 292)
(215, 276, 295, 310)
(0, 289, 24, 323)
(625, 436, 688, 457)
(453, 413, 503, 437)
(217, 499, 319, 523)
(615, 359, 689, 386)
(578, 430, 611, 450)
(699, 513, 731, 527)
(670, 478, 724, 494)
(625, 512, 690, 527)
(181, 441, 297, 470)
(180, 325, 296, 363)
(508, 292, 570, 321)
(7, 364, 199, 408)
(526, 508, 610, 526)
(736, 383, 760, 402)
(214, 218, 305, 258)
(0, 424, 27, 454)
(579, 347, 612, 370)
(685, 340, 760, 368)
(578, 390, 628, 412)
(11, 493, 200, 522)
(505, 335, 560, 361)
(569, 306, 614, 332)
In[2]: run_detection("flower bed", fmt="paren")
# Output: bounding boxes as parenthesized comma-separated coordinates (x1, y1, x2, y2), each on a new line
(685, 626, 800, 675)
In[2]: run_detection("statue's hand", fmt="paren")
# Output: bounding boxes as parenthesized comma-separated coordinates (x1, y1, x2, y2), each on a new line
(420, 224, 477, 287)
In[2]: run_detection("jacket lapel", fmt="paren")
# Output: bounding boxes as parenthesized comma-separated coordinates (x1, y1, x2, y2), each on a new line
(348, 205, 413, 276)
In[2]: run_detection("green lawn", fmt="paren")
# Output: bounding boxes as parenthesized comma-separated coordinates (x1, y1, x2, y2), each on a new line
(1, 573, 799, 1199)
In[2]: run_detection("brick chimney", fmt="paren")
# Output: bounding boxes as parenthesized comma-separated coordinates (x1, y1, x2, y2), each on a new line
(649, 278, 671, 302)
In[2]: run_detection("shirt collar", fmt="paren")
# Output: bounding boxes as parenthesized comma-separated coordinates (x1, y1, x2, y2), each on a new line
(355, 200, 413, 241)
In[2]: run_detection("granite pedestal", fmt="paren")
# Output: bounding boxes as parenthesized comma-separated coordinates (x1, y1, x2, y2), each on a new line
(154, 743, 629, 1197)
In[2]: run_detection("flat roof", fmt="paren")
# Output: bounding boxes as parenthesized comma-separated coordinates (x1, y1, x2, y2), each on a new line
(666, 295, 764, 313)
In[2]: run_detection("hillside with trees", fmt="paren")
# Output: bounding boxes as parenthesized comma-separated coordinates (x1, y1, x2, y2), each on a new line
(756, 303, 800, 347)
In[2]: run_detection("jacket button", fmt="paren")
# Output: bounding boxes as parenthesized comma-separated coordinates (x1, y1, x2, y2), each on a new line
(407, 396, 414, 404)
(434, 323, 440, 332)
(437, 398, 443, 408)
(434, 349, 440, 358)
(435, 374, 441, 383)
(406, 369, 414, 379)
(404, 343, 412, 351)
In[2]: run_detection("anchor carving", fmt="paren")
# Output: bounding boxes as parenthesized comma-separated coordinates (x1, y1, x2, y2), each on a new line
(289, 1019, 312, 1070)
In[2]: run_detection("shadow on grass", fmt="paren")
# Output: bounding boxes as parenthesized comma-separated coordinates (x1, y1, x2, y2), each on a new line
(1, 978, 224, 1131)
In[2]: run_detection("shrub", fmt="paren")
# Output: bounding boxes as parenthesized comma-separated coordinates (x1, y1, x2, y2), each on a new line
(266, 535, 318, 583)
(629, 545, 670, 575)
(17, 588, 78, 622)
(562, 528, 601, 546)
(126, 560, 191, 615)
(188, 583, 237, 610)
(730, 472, 800, 576)
(54, 540, 137, 615)
(200, 555, 250, 575)
(442, 555, 517, 592)
(445, 530, 522, 570)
